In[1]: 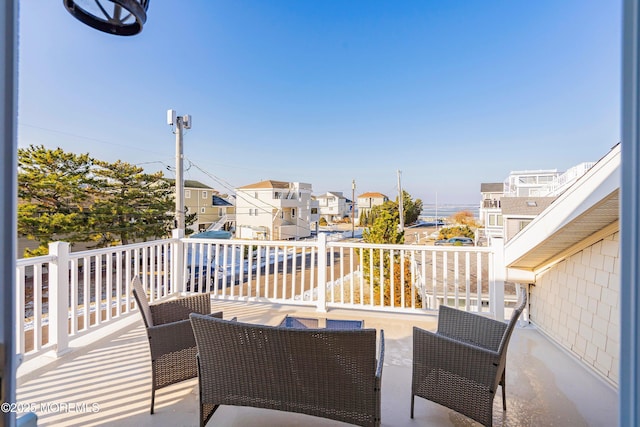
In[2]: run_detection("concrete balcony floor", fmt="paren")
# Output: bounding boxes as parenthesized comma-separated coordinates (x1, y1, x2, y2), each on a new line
(17, 301, 617, 427)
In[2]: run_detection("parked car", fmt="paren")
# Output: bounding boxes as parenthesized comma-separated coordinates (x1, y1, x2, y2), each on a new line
(434, 236, 474, 246)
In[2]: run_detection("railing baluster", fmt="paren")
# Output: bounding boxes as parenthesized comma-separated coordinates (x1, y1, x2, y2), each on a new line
(465, 252, 471, 312)
(400, 250, 405, 308)
(70, 259, 78, 335)
(443, 251, 448, 307)
(281, 245, 287, 300)
(115, 251, 122, 317)
(300, 247, 306, 299)
(389, 249, 395, 308)
(106, 253, 113, 322)
(33, 264, 42, 352)
(265, 246, 271, 299)
(379, 248, 384, 307)
(248, 244, 254, 298)
(477, 251, 483, 312)
(454, 251, 459, 308)
(16, 266, 25, 355)
(83, 256, 90, 331)
(330, 248, 335, 303)
(256, 244, 262, 297)
(239, 243, 245, 298)
(349, 247, 354, 305)
(292, 246, 297, 299)
(369, 248, 374, 307)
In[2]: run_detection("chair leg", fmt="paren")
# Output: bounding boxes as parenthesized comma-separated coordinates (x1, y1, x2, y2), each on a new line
(410, 394, 414, 418)
(150, 387, 155, 414)
(501, 371, 506, 411)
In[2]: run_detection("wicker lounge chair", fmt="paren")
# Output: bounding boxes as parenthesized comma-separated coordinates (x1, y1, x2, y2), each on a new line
(131, 276, 222, 414)
(411, 293, 527, 426)
(189, 314, 385, 427)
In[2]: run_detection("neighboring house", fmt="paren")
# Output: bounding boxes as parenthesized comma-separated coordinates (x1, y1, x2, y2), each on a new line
(505, 143, 620, 386)
(357, 192, 389, 220)
(503, 169, 561, 197)
(479, 182, 504, 241)
(500, 197, 556, 241)
(481, 165, 594, 243)
(182, 180, 234, 232)
(315, 191, 349, 223)
(235, 180, 313, 240)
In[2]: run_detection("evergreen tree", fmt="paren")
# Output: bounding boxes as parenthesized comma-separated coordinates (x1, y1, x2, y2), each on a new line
(360, 201, 417, 307)
(90, 160, 175, 246)
(18, 145, 95, 256)
(400, 190, 423, 225)
(18, 145, 189, 255)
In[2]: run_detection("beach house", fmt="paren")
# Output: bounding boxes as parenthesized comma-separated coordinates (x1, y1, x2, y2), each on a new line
(234, 180, 313, 240)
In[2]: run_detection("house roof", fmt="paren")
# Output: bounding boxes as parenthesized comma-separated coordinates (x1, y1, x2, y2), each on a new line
(500, 197, 556, 216)
(505, 144, 620, 273)
(165, 179, 216, 190)
(358, 192, 388, 199)
(237, 180, 291, 190)
(316, 191, 346, 200)
(480, 183, 503, 193)
(212, 195, 233, 206)
(184, 180, 214, 189)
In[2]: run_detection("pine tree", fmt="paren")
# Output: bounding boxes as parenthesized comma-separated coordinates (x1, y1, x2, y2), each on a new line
(90, 160, 175, 246)
(18, 145, 95, 256)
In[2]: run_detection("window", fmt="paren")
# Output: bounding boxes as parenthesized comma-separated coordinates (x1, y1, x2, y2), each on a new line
(202, 191, 207, 199)
(291, 208, 296, 218)
(488, 214, 503, 226)
(185, 190, 191, 198)
(519, 220, 532, 231)
(274, 192, 282, 199)
(219, 208, 223, 216)
(200, 207, 206, 214)
(311, 208, 318, 214)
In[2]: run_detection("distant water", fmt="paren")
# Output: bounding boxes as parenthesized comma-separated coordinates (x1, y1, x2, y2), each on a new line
(420, 204, 479, 220)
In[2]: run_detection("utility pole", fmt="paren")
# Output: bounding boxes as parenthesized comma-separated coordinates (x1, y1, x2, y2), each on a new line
(167, 109, 191, 235)
(351, 179, 356, 238)
(397, 170, 404, 233)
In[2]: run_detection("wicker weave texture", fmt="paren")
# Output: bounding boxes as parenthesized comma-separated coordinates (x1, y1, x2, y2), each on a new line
(411, 294, 527, 427)
(190, 314, 384, 427)
(132, 276, 222, 414)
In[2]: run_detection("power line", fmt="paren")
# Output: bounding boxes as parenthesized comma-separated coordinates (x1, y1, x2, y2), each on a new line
(19, 123, 169, 157)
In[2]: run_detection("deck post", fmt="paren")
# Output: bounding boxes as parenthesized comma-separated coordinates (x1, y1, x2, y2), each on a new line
(172, 230, 185, 294)
(48, 242, 70, 356)
(316, 233, 328, 312)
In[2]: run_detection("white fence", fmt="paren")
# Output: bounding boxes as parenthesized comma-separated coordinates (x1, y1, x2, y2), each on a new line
(16, 235, 504, 361)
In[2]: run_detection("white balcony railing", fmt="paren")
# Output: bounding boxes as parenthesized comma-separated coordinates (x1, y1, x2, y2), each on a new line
(16, 235, 505, 363)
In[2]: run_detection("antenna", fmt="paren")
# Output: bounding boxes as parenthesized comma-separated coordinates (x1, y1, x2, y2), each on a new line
(167, 109, 176, 126)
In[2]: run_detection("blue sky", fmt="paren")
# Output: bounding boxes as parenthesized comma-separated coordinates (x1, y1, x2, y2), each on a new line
(18, 1, 621, 204)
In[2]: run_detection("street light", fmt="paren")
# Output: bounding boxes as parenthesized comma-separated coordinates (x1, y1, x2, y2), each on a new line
(63, 0, 149, 36)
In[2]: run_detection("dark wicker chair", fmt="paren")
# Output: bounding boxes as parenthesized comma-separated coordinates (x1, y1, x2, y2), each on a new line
(131, 276, 222, 414)
(190, 314, 385, 427)
(411, 293, 527, 426)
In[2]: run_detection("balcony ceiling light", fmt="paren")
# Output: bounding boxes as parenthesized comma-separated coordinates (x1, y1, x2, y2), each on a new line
(63, 0, 149, 36)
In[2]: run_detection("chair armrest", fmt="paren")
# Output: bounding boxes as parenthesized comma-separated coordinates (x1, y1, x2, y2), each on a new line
(147, 318, 197, 359)
(413, 326, 500, 388)
(437, 305, 507, 351)
(151, 293, 212, 324)
(376, 329, 385, 381)
(147, 311, 223, 359)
